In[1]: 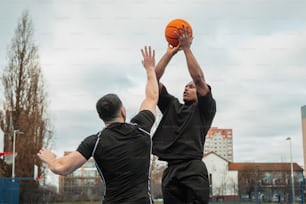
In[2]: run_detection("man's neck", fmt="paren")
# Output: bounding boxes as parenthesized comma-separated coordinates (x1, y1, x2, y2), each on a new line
(105, 117, 125, 127)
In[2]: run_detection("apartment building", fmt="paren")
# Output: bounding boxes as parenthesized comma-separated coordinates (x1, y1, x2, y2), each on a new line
(205, 127, 233, 161)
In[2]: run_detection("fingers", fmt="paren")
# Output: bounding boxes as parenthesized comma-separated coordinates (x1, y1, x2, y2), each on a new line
(37, 148, 45, 160)
(144, 46, 153, 57)
(177, 24, 190, 36)
(175, 24, 191, 42)
(141, 46, 155, 58)
(37, 148, 45, 157)
(37, 147, 44, 155)
(182, 24, 191, 36)
(37, 148, 53, 157)
(141, 47, 146, 58)
(174, 24, 192, 50)
(37, 148, 57, 164)
(141, 46, 155, 66)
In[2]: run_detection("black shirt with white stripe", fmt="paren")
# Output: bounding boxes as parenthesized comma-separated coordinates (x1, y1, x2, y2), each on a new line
(77, 110, 155, 204)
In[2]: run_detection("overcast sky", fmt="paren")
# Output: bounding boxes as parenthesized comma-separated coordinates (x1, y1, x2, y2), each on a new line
(1, 0, 306, 172)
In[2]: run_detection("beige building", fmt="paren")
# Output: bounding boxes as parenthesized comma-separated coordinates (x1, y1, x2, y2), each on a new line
(203, 152, 304, 202)
(205, 127, 233, 161)
(59, 152, 103, 202)
(301, 105, 306, 176)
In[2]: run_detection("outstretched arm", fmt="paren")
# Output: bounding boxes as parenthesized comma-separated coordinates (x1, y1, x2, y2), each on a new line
(178, 26, 210, 96)
(37, 148, 87, 176)
(139, 46, 158, 116)
(155, 44, 180, 91)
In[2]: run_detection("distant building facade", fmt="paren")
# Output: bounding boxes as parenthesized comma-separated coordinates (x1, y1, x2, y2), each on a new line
(229, 162, 304, 202)
(205, 127, 233, 161)
(301, 105, 306, 176)
(203, 152, 304, 202)
(59, 151, 104, 202)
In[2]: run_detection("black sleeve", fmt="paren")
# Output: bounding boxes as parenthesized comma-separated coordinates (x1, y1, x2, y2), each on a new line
(158, 85, 177, 113)
(130, 110, 155, 133)
(76, 134, 99, 160)
(197, 86, 217, 122)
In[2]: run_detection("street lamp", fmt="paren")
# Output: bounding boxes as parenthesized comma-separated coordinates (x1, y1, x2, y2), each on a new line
(286, 137, 295, 203)
(12, 129, 23, 182)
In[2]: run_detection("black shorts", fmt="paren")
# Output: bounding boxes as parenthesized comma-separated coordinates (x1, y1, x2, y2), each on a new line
(162, 160, 210, 204)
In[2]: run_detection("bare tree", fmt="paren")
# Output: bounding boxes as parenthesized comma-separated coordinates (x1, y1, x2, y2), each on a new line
(0, 11, 52, 181)
(238, 166, 258, 198)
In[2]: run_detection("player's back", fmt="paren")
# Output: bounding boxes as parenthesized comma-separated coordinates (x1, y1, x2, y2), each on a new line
(94, 123, 152, 203)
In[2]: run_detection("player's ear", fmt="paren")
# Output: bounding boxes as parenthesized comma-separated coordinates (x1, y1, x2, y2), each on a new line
(121, 106, 126, 121)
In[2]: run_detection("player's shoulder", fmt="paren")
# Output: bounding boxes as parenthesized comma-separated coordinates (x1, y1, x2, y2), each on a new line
(133, 110, 155, 124)
(83, 132, 102, 142)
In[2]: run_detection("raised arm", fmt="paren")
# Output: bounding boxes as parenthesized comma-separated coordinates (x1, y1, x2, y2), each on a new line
(155, 45, 180, 91)
(37, 148, 87, 176)
(178, 26, 210, 96)
(139, 46, 158, 116)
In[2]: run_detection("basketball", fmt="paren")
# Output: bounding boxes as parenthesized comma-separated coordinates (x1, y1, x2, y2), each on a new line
(165, 19, 193, 47)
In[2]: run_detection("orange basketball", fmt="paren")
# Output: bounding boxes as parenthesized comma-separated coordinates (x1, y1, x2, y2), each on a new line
(165, 19, 193, 47)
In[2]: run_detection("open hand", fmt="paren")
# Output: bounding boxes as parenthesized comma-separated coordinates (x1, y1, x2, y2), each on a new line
(141, 46, 155, 70)
(37, 147, 56, 164)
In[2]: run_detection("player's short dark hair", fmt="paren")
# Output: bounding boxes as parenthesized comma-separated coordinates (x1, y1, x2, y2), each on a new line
(96, 93, 122, 122)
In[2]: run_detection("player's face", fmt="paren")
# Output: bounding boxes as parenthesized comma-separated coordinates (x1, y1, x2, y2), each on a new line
(183, 81, 197, 103)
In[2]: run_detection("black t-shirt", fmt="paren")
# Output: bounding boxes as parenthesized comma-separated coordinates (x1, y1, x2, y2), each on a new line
(77, 110, 155, 204)
(152, 85, 216, 161)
